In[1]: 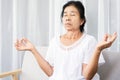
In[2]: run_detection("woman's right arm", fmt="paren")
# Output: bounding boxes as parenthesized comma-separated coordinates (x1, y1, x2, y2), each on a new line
(15, 38, 53, 76)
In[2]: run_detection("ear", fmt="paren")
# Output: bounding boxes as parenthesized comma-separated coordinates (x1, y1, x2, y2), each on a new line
(80, 19, 85, 26)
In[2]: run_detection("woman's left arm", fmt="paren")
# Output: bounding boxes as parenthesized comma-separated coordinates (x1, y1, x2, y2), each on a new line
(82, 32, 117, 80)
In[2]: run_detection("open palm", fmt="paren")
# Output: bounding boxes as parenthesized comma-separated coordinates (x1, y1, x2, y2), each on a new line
(97, 32, 117, 51)
(15, 38, 34, 51)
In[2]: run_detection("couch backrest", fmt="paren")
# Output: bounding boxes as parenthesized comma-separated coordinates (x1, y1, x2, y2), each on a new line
(98, 51, 120, 80)
(21, 47, 48, 80)
(21, 47, 120, 80)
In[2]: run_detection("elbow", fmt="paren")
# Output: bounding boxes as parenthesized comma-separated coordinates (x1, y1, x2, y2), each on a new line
(48, 74, 52, 77)
(47, 72, 53, 77)
(83, 71, 97, 80)
(83, 74, 92, 80)
(84, 76, 92, 80)
(42, 65, 54, 77)
(46, 69, 53, 77)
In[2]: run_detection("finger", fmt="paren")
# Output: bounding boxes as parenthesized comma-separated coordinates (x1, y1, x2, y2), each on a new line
(20, 39, 23, 43)
(22, 37, 28, 43)
(21, 38, 27, 46)
(21, 38, 25, 43)
(16, 47, 22, 50)
(110, 32, 117, 43)
(18, 39, 24, 46)
(103, 34, 108, 41)
(15, 39, 20, 47)
(15, 42, 18, 46)
(16, 39, 19, 44)
(108, 34, 112, 41)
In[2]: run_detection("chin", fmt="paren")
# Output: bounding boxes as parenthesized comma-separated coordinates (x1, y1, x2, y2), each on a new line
(66, 29, 73, 31)
(65, 26, 72, 30)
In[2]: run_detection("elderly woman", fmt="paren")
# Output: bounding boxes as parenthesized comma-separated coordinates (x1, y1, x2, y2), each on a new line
(15, 1, 117, 80)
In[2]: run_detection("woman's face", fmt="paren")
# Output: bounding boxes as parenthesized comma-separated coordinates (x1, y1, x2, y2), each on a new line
(62, 5, 84, 31)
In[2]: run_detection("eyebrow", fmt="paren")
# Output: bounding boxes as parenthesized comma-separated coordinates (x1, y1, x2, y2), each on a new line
(64, 11, 78, 14)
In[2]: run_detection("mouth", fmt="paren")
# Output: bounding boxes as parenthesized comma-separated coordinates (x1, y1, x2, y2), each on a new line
(65, 23, 72, 26)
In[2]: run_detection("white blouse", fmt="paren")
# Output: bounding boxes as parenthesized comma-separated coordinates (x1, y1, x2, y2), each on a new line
(45, 33, 105, 80)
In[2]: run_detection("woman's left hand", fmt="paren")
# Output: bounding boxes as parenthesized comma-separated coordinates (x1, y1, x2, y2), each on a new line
(96, 32, 117, 51)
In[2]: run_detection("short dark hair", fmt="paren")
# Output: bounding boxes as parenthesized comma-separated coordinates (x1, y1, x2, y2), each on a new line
(61, 1, 86, 32)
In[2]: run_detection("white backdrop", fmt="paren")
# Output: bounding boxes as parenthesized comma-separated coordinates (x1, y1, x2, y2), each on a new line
(0, 0, 120, 80)
(98, 0, 120, 51)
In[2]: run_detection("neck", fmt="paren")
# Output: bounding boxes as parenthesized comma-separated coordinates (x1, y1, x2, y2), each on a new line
(65, 30, 83, 40)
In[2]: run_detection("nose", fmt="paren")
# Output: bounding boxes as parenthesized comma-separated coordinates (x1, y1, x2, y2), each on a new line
(65, 16, 71, 21)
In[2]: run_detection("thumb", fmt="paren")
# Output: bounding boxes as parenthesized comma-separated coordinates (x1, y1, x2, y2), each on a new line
(103, 34, 108, 41)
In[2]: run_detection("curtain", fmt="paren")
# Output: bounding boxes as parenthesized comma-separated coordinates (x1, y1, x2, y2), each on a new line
(0, 0, 50, 80)
(98, 0, 120, 51)
(0, 0, 13, 77)
(0, 0, 68, 80)
(81, 0, 120, 51)
(0, 0, 2, 77)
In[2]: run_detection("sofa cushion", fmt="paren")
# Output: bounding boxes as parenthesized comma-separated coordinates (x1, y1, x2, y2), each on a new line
(98, 50, 120, 80)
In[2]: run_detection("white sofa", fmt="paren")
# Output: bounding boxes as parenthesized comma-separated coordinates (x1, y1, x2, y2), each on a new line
(21, 47, 48, 80)
(0, 47, 49, 80)
(98, 51, 120, 80)
(23, 47, 120, 80)
(0, 47, 120, 80)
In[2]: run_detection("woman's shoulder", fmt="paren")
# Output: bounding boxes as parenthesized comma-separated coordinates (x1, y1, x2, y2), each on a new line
(82, 33, 98, 50)
(85, 33, 96, 39)
(84, 33, 97, 43)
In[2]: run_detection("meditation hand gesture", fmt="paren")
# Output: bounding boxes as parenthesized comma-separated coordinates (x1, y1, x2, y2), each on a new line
(96, 32, 117, 51)
(15, 38, 35, 51)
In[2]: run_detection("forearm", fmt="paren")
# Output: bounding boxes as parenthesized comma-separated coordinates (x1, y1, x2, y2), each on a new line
(31, 47, 53, 77)
(83, 48, 101, 80)
(83, 32, 117, 80)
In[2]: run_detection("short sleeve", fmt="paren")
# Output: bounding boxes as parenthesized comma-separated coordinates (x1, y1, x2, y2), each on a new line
(83, 36, 105, 66)
(45, 38, 55, 67)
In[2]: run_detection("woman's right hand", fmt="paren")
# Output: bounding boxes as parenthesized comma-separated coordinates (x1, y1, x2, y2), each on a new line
(15, 38, 35, 51)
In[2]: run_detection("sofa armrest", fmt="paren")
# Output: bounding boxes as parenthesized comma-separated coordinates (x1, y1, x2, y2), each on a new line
(0, 69, 22, 80)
